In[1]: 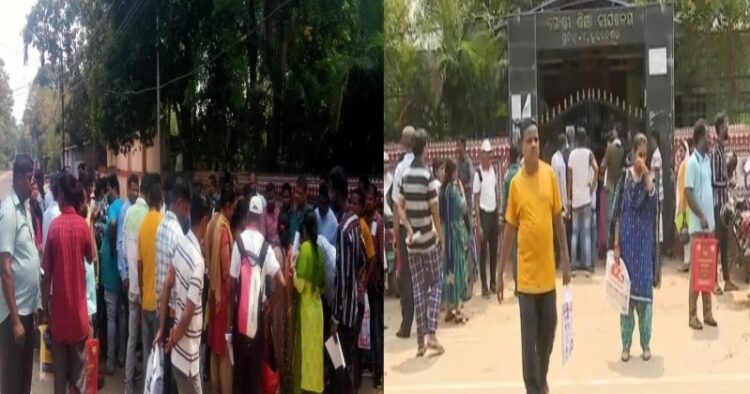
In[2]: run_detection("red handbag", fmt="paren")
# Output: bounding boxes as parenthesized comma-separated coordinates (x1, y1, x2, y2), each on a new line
(85, 338, 100, 394)
(261, 360, 280, 394)
(691, 235, 718, 293)
(261, 320, 280, 394)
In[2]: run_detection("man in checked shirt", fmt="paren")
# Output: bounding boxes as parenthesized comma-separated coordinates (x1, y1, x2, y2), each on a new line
(711, 113, 739, 294)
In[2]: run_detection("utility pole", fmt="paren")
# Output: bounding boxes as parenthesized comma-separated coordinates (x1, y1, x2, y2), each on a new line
(60, 60, 65, 169)
(156, 10, 160, 168)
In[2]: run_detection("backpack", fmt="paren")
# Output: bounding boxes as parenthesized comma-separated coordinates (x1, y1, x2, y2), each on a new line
(235, 234, 270, 340)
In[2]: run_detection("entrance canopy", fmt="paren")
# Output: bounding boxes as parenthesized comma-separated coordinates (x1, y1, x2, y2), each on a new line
(506, 0, 676, 244)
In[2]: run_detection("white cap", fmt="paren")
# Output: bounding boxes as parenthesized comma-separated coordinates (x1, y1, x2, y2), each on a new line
(481, 139, 492, 152)
(402, 125, 415, 137)
(249, 196, 263, 215)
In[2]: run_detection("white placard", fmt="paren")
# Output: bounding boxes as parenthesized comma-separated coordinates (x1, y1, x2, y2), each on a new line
(648, 47, 667, 76)
(326, 334, 346, 369)
(561, 285, 574, 365)
(604, 251, 631, 315)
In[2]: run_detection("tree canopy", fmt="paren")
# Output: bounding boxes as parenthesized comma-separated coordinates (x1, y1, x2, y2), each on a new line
(386, 0, 750, 142)
(22, 0, 383, 175)
(0, 59, 17, 169)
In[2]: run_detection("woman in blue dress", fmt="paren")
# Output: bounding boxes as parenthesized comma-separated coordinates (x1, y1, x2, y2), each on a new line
(610, 133, 661, 362)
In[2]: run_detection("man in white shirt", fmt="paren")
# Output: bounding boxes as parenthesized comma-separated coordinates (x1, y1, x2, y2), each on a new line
(473, 139, 500, 297)
(650, 134, 664, 245)
(567, 128, 599, 276)
(384, 152, 394, 219)
(551, 133, 569, 218)
(42, 175, 61, 249)
(229, 196, 287, 393)
(391, 125, 415, 338)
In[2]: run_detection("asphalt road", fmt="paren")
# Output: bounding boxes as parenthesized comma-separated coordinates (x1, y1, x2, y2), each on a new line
(384, 259, 750, 393)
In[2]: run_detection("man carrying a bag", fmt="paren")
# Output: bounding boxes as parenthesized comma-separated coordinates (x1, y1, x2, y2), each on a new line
(229, 196, 288, 393)
(685, 119, 718, 330)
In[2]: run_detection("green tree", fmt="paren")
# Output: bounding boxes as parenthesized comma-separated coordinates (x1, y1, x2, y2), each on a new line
(21, 66, 62, 171)
(22, 0, 383, 176)
(0, 59, 16, 169)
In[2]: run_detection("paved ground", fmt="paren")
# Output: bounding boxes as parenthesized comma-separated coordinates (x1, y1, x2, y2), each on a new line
(384, 259, 750, 393)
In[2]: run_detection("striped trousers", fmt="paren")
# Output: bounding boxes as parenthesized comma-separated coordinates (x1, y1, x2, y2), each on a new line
(408, 246, 443, 348)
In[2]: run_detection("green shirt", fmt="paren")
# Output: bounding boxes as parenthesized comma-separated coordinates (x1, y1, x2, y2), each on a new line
(0, 190, 41, 322)
(603, 142, 625, 191)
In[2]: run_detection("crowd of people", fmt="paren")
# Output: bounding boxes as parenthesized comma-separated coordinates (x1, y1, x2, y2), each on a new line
(0, 155, 385, 394)
(385, 113, 741, 394)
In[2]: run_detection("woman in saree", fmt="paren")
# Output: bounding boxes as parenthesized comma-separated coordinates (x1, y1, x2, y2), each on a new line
(610, 133, 660, 362)
(291, 211, 325, 393)
(274, 210, 295, 394)
(440, 159, 469, 324)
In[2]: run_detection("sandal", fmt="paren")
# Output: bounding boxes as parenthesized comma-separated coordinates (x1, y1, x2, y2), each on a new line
(444, 311, 455, 323)
(427, 339, 445, 356)
(454, 311, 469, 325)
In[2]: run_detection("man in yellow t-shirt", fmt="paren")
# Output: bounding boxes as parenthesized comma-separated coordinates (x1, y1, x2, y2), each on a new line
(497, 118, 572, 394)
(137, 182, 164, 376)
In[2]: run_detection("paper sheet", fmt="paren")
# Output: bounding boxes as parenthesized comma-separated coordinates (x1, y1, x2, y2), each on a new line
(225, 333, 234, 366)
(325, 334, 346, 369)
(648, 47, 667, 76)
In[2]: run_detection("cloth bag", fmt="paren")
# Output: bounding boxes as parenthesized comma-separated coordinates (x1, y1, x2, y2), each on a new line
(144, 346, 163, 394)
(38, 324, 54, 382)
(358, 294, 371, 350)
(85, 338, 100, 394)
(691, 235, 718, 292)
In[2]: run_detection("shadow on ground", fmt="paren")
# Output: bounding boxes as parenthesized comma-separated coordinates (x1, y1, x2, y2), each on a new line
(606, 354, 665, 379)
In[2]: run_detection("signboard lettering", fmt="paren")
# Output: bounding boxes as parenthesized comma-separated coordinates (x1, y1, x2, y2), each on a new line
(536, 8, 643, 49)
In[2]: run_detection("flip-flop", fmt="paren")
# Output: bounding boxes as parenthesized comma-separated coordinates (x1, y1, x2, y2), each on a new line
(427, 340, 445, 356)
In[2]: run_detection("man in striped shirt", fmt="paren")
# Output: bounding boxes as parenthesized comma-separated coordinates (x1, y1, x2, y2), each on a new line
(396, 128, 445, 357)
(331, 174, 369, 392)
(391, 126, 416, 338)
(154, 190, 205, 394)
(711, 113, 738, 293)
(155, 183, 192, 393)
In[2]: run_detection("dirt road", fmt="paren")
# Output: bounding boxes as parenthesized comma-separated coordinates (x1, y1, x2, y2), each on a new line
(384, 261, 750, 393)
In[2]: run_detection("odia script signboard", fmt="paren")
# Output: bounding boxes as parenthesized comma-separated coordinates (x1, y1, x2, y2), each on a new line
(536, 7, 645, 50)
